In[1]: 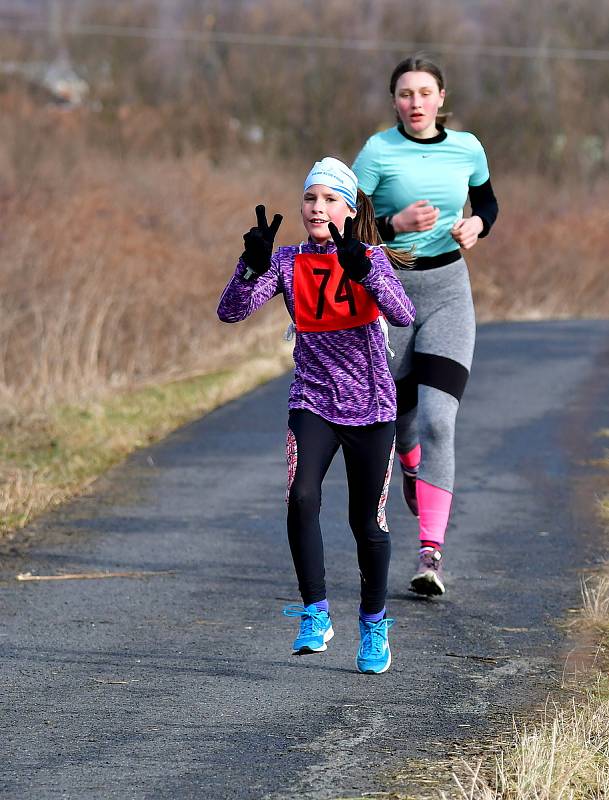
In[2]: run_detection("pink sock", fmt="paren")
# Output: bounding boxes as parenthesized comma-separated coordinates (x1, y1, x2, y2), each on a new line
(398, 444, 421, 471)
(417, 479, 452, 546)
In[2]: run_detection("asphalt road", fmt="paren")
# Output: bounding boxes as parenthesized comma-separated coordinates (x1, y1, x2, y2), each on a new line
(2, 320, 609, 800)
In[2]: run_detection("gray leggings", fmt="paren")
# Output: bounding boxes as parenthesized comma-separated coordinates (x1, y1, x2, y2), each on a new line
(389, 258, 475, 493)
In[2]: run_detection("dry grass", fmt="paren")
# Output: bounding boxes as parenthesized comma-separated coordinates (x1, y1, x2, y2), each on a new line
(1, 159, 607, 413)
(0, 348, 293, 536)
(438, 439, 609, 800)
(467, 174, 609, 323)
(1, 100, 608, 413)
(0, 100, 308, 533)
(598, 498, 609, 527)
(580, 576, 609, 629)
(0, 147, 302, 411)
(596, 433, 609, 527)
(0, 98, 304, 412)
(445, 691, 609, 800)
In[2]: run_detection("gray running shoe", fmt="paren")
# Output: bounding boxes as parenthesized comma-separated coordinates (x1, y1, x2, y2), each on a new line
(410, 549, 445, 596)
(400, 465, 419, 517)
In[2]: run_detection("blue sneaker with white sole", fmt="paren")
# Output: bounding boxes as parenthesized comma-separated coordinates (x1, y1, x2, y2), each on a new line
(356, 617, 395, 674)
(283, 604, 334, 654)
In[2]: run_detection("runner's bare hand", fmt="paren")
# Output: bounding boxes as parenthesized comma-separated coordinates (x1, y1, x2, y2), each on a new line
(392, 200, 440, 233)
(450, 216, 483, 250)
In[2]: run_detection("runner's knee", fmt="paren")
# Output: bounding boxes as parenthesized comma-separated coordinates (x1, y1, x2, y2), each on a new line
(418, 410, 455, 449)
(288, 481, 322, 514)
(349, 513, 390, 544)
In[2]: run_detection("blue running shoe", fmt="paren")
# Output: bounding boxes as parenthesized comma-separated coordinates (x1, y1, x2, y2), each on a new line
(283, 604, 334, 654)
(356, 617, 395, 674)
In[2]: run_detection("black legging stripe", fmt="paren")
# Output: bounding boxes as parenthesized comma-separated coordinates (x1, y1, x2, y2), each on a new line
(395, 352, 470, 412)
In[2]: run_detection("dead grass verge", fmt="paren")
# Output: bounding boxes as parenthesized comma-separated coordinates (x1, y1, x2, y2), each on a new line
(434, 442, 609, 799)
(445, 683, 609, 800)
(376, 437, 609, 800)
(0, 346, 292, 537)
(580, 575, 609, 630)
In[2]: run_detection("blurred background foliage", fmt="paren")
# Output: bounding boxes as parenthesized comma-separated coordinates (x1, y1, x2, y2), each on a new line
(0, 0, 608, 411)
(2, 0, 608, 176)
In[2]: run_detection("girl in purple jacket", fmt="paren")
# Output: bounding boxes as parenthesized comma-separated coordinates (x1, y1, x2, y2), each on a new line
(217, 157, 415, 674)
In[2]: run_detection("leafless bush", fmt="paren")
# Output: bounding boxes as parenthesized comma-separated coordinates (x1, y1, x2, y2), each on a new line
(468, 173, 609, 321)
(1, 64, 609, 417)
(2, 0, 608, 175)
(0, 117, 305, 412)
(1, 109, 609, 415)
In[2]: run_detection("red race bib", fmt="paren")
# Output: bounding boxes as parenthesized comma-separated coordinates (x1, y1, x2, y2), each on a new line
(293, 252, 379, 333)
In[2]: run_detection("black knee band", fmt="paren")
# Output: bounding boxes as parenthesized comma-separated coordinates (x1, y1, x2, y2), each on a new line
(415, 352, 469, 402)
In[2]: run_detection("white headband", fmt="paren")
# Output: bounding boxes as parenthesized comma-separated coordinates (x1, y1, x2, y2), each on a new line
(303, 157, 358, 210)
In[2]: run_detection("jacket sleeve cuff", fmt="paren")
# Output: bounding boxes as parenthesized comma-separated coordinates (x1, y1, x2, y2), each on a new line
(375, 215, 396, 242)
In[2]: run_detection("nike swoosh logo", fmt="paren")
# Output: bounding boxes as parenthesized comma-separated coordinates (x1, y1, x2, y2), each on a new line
(422, 154, 432, 158)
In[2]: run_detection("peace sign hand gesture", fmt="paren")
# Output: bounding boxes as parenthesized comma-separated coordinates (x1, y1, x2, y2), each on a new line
(242, 204, 283, 280)
(328, 217, 371, 282)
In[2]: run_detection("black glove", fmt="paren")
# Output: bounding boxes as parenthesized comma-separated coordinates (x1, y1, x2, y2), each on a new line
(328, 217, 371, 282)
(241, 204, 283, 280)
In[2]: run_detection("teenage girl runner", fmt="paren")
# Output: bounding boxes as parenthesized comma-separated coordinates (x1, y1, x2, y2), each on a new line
(353, 55, 498, 597)
(217, 157, 415, 674)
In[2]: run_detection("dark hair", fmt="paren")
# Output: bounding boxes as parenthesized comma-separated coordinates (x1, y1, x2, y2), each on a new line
(389, 53, 445, 95)
(354, 189, 414, 270)
(389, 53, 448, 126)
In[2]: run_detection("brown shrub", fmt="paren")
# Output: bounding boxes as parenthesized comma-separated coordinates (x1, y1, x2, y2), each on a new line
(0, 114, 305, 411)
(0, 102, 608, 416)
(468, 174, 609, 321)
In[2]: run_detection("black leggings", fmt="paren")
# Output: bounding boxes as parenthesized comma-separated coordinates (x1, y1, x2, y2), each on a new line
(286, 410, 395, 614)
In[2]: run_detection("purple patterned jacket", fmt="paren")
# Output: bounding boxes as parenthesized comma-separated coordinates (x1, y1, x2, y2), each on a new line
(217, 240, 415, 426)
